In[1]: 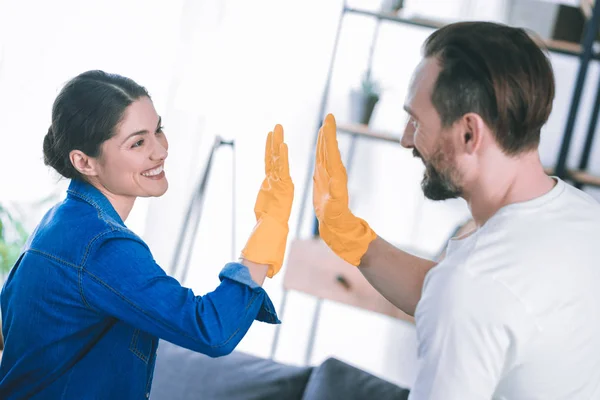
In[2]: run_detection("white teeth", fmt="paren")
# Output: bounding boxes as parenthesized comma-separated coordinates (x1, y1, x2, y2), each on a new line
(142, 165, 163, 177)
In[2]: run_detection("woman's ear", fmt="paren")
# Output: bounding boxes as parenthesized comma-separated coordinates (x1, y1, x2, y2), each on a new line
(70, 150, 99, 177)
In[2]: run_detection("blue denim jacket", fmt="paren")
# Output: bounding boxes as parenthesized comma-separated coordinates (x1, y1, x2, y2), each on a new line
(0, 179, 280, 399)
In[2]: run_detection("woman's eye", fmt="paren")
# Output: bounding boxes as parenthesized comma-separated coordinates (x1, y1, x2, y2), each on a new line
(132, 139, 144, 148)
(156, 125, 165, 134)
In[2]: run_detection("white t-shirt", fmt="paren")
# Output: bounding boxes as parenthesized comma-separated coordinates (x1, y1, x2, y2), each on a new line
(410, 178, 600, 399)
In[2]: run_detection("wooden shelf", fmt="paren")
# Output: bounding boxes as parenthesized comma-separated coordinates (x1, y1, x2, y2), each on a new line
(570, 169, 600, 186)
(345, 6, 594, 59)
(345, 7, 444, 30)
(337, 123, 400, 144)
(545, 167, 600, 187)
(283, 238, 415, 324)
(541, 38, 584, 55)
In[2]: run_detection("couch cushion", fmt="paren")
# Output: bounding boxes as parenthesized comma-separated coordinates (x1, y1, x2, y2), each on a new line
(151, 340, 313, 400)
(302, 357, 410, 400)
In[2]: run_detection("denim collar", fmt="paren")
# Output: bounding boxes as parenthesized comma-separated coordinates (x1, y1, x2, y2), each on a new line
(67, 179, 125, 226)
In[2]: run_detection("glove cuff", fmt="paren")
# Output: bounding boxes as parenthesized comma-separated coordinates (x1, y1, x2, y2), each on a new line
(241, 214, 289, 278)
(320, 215, 377, 266)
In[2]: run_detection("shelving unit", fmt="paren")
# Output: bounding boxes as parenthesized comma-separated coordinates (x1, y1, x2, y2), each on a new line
(337, 122, 399, 143)
(270, 0, 600, 364)
(554, 0, 600, 186)
(345, 6, 599, 58)
(336, 3, 600, 191)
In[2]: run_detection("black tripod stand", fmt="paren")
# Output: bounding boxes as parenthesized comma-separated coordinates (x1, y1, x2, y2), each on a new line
(170, 136, 236, 284)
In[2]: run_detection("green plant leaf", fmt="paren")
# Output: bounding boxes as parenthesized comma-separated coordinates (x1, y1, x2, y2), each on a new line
(0, 201, 29, 274)
(361, 69, 381, 96)
(0, 241, 9, 273)
(7, 244, 21, 269)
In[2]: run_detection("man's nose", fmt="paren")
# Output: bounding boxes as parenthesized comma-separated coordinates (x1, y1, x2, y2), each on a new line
(400, 122, 415, 148)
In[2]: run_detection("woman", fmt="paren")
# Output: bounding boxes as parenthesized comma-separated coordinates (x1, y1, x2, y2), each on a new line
(0, 70, 294, 399)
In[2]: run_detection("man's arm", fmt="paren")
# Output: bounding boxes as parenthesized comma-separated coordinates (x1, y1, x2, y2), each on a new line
(312, 114, 440, 316)
(358, 236, 437, 316)
(359, 218, 478, 316)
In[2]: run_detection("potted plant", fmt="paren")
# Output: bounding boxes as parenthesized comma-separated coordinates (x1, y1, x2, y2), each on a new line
(0, 203, 29, 351)
(0, 203, 28, 281)
(381, 0, 404, 14)
(0, 191, 61, 282)
(349, 68, 381, 126)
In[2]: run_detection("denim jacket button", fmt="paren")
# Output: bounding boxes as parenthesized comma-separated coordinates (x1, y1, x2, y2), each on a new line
(146, 393, 150, 398)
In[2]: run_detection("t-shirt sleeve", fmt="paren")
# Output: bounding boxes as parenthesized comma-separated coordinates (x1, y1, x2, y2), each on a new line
(410, 268, 523, 400)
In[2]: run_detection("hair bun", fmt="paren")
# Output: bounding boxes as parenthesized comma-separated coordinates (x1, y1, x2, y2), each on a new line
(43, 125, 68, 176)
(43, 126, 56, 160)
(43, 125, 55, 155)
(44, 126, 55, 145)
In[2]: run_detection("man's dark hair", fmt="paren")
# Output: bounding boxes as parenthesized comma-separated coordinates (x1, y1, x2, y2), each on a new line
(423, 21, 555, 155)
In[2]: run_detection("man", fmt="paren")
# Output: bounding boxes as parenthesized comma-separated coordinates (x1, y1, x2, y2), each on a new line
(313, 21, 600, 399)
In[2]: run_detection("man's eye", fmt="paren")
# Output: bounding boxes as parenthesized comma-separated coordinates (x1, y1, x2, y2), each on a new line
(411, 119, 419, 130)
(132, 139, 144, 148)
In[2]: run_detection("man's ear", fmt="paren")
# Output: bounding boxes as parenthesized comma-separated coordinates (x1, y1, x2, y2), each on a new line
(69, 150, 99, 177)
(460, 113, 486, 155)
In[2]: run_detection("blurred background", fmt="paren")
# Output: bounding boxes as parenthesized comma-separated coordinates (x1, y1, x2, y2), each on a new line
(1, 0, 600, 391)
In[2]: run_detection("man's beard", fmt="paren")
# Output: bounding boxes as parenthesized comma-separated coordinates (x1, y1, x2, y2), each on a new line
(413, 148, 462, 201)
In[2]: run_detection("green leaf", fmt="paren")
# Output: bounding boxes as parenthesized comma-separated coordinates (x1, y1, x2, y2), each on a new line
(0, 200, 33, 275)
(0, 241, 9, 273)
(7, 244, 21, 268)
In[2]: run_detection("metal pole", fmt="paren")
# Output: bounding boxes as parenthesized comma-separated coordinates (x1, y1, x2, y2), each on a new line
(341, 18, 383, 185)
(554, 3, 600, 178)
(366, 17, 382, 75)
(575, 73, 600, 189)
(230, 141, 236, 260)
(270, 0, 347, 361)
(304, 299, 323, 365)
(310, 9, 383, 236)
(269, 288, 288, 359)
(170, 136, 234, 283)
(295, 1, 348, 239)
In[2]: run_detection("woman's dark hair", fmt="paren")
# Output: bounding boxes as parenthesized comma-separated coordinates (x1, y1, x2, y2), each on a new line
(43, 70, 150, 180)
(423, 21, 555, 155)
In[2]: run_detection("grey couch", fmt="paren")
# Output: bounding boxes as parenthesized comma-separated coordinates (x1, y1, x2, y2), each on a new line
(151, 340, 410, 399)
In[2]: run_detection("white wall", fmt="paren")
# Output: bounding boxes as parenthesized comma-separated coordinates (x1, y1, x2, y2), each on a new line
(0, 0, 187, 233)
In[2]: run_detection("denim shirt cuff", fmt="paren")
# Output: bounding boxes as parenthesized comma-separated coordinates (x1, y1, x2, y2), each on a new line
(219, 262, 281, 324)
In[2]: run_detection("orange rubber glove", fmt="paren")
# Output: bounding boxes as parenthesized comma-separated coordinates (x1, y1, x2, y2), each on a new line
(313, 113, 377, 266)
(241, 124, 294, 278)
